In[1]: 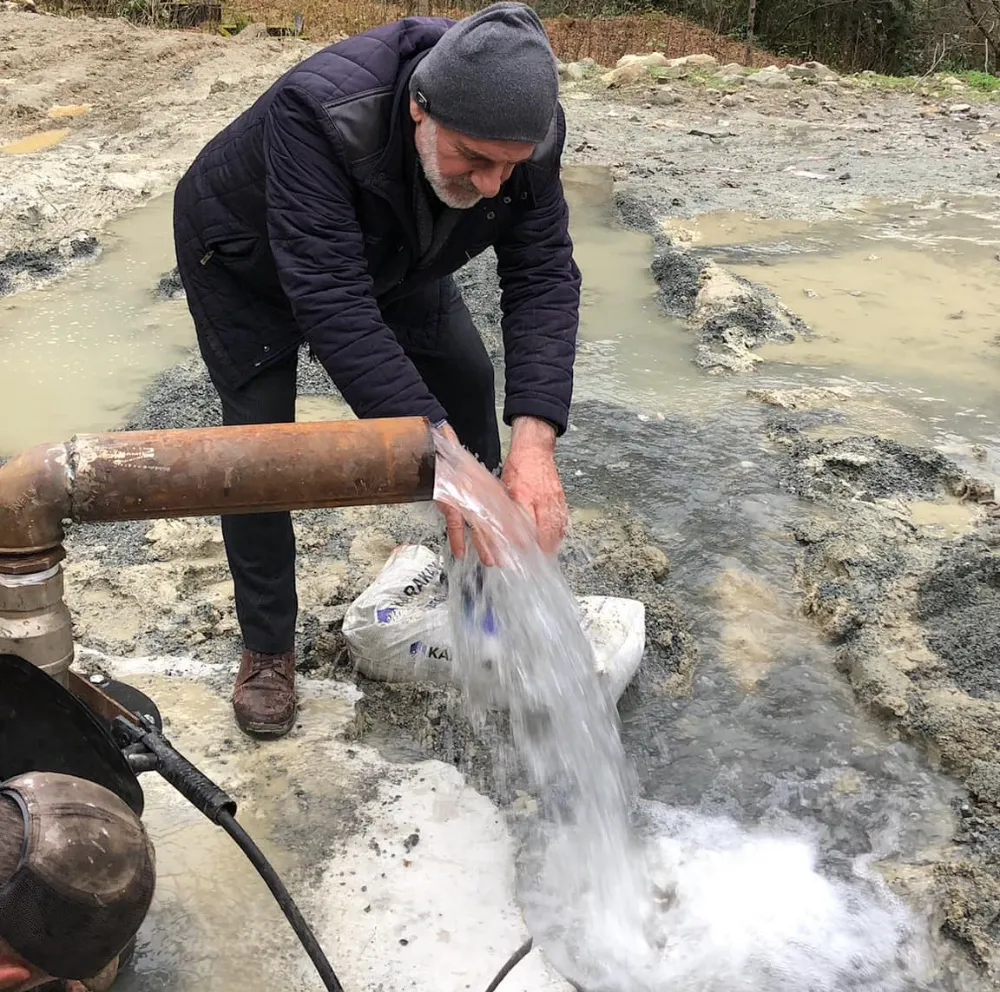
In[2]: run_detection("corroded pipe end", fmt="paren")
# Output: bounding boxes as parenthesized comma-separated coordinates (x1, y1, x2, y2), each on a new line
(0, 418, 434, 687)
(0, 444, 71, 556)
(70, 416, 436, 521)
(0, 417, 436, 553)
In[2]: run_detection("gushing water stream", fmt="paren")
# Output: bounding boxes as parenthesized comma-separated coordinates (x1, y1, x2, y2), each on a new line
(432, 426, 648, 979)
(433, 427, 931, 992)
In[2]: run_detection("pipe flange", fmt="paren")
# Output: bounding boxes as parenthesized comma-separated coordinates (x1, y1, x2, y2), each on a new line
(0, 547, 67, 576)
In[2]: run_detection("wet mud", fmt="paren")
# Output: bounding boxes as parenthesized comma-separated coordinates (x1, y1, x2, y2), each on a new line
(0, 235, 98, 296)
(72, 657, 564, 992)
(154, 267, 185, 301)
(761, 412, 1000, 968)
(67, 667, 382, 992)
(556, 180, 1000, 978)
(917, 540, 1000, 699)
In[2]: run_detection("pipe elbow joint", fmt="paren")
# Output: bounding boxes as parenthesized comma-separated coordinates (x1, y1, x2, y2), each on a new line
(0, 443, 72, 556)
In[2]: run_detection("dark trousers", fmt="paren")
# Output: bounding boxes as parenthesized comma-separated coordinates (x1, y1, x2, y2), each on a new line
(202, 278, 501, 655)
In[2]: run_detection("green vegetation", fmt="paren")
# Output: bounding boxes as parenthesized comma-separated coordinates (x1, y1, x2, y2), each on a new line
(961, 70, 1000, 92)
(845, 67, 1000, 98)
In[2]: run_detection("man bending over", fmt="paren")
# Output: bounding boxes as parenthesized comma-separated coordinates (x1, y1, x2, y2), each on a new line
(173, 2, 582, 738)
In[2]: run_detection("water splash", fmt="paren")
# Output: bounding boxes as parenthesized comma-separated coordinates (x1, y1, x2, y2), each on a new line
(431, 427, 931, 992)
(433, 427, 647, 929)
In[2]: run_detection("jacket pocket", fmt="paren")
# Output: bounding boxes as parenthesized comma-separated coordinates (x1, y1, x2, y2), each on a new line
(200, 234, 261, 270)
(187, 233, 298, 382)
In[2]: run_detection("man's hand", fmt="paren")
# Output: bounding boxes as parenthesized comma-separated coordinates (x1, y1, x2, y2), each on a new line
(501, 416, 567, 555)
(433, 417, 567, 562)
(433, 423, 497, 565)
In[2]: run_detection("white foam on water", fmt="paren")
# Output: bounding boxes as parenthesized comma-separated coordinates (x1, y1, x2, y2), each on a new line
(526, 803, 928, 992)
(431, 428, 931, 992)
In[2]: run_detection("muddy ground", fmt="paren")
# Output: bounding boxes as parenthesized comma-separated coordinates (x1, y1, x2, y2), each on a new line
(3, 10, 1000, 278)
(4, 6, 1000, 985)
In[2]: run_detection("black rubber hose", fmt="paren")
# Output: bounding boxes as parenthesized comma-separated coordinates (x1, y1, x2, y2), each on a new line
(217, 810, 345, 992)
(118, 715, 523, 992)
(484, 938, 533, 992)
(138, 727, 236, 822)
(126, 752, 159, 774)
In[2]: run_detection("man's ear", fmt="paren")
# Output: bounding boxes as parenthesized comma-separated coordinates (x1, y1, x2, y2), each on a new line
(0, 960, 34, 989)
(409, 96, 426, 124)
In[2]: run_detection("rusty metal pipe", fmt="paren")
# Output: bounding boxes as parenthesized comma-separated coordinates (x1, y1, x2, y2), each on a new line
(0, 417, 434, 686)
(0, 418, 435, 556)
(0, 443, 73, 558)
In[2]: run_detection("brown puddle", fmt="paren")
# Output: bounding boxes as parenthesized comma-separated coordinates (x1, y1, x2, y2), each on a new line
(665, 213, 814, 248)
(1, 128, 71, 154)
(564, 164, 665, 357)
(0, 193, 195, 457)
(747, 246, 1000, 396)
(562, 165, 715, 415)
(906, 498, 983, 537)
(679, 198, 1000, 419)
(0, 164, 705, 463)
(47, 104, 91, 120)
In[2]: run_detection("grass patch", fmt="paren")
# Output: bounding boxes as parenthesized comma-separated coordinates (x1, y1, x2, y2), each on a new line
(851, 72, 918, 91)
(851, 68, 999, 97)
(957, 70, 1000, 92)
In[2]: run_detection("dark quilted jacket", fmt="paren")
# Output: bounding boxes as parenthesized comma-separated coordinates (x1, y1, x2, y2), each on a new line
(173, 17, 581, 433)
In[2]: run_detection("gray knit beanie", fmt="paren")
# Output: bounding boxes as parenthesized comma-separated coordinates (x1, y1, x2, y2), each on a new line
(410, 2, 559, 144)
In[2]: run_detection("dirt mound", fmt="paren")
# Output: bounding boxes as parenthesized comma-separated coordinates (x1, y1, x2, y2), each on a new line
(916, 536, 1000, 699)
(0, 14, 233, 142)
(778, 434, 971, 502)
(210, 0, 782, 68)
(0, 12, 315, 260)
(542, 13, 783, 68)
(650, 240, 804, 373)
(776, 424, 1000, 966)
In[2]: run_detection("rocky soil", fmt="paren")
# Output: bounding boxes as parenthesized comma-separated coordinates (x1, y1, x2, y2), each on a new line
(3, 10, 999, 282)
(4, 6, 1000, 983)
(0, 11, 314, 279)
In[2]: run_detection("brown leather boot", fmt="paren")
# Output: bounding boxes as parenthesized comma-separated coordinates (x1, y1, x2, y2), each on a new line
(232, 649, 297, 738)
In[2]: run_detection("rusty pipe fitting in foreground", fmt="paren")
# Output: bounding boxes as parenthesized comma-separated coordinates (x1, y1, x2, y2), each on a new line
(0, 417, 436, 556)
(0, 417, 434, 683)
(0, 443, 73, 557)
